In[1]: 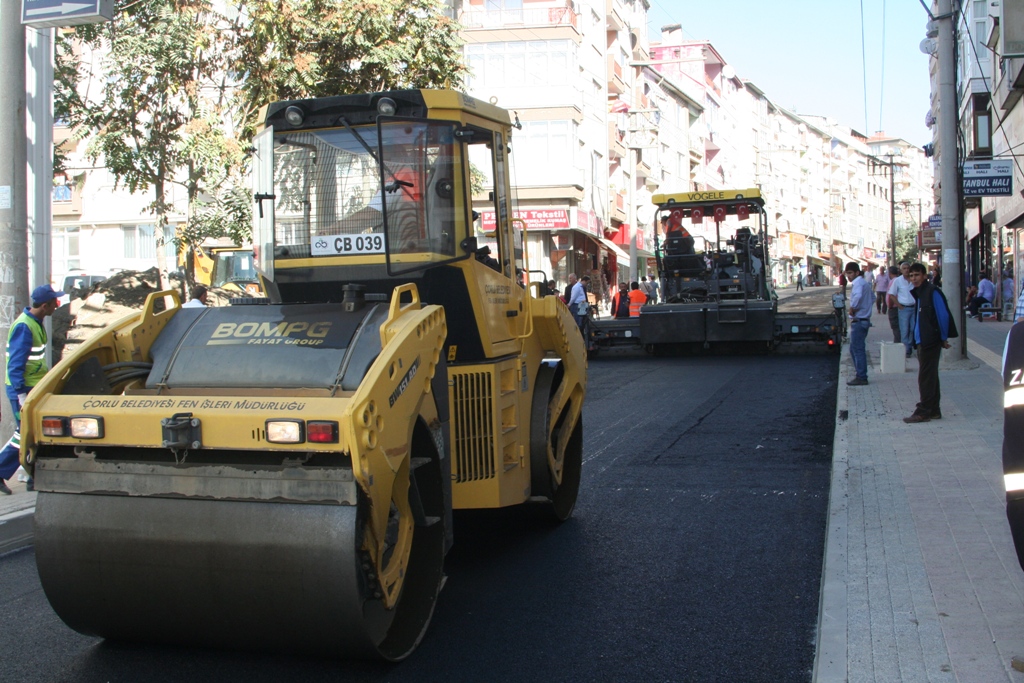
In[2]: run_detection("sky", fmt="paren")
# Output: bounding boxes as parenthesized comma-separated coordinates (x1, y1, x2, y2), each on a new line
(646, 0, 934, 147)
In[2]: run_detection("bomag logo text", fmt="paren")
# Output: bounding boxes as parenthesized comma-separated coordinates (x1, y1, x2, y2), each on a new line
(208, 321, 332, 346)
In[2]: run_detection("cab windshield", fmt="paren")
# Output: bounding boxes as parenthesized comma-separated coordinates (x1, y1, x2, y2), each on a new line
(272, 120, 462, 265)
(211, 250, 258, 288)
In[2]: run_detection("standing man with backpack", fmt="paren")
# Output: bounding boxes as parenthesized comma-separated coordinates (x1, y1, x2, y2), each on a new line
(903, 262, 957, 423)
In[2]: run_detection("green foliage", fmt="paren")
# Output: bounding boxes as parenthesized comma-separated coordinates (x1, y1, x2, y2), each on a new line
(55, 0, 466, 285)
(893, 225, 920, 264)
(236, 0, 465, 138)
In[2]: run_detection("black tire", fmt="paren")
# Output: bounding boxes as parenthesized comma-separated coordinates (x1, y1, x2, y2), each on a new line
(530, 364, 583, 522)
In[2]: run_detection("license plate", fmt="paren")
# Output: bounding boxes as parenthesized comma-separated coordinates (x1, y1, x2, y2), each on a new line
(311, 233, 385, 256)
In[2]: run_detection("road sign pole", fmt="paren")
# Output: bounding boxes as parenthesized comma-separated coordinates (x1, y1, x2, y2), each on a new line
(0, 0, 29, 451)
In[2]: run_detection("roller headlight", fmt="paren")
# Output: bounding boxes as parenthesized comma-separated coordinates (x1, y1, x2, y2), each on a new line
(266, 419, 304, 444)
(70, 416, 104, 439)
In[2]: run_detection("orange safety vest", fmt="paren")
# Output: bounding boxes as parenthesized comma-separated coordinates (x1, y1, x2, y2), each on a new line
(628, 289, 646, 317)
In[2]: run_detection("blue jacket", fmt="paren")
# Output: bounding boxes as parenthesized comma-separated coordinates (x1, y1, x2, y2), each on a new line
(913, 281, 958, 347)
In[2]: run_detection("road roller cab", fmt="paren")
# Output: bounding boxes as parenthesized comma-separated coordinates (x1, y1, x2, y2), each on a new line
(21, 89, 587, 660)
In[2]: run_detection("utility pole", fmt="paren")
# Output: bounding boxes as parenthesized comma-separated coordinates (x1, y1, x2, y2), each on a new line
(0, 0, 29, 448)
(888, 155, 896, 268)
(937, 0, 965, 359)
(867, 154, 898, 268)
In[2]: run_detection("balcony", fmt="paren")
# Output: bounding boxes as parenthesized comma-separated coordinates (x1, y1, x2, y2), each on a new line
(460, 1, 578, 30)
(606, 0, 626, 31)
(608, 121, 626, 160)
(607, 54, 625, 94)
(689, 136, 703, 162)
(52, 180, 81, 216)
(636, 158, 652, 179)
(609, 191, 627, 222)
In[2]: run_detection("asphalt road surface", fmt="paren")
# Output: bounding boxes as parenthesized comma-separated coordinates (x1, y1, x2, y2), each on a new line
(0, 352, 838, 683)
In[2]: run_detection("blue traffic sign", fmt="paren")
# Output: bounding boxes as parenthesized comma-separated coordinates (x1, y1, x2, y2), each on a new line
(22, 0, 112, 28)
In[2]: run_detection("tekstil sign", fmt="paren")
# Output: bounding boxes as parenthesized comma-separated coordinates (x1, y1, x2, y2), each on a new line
(963, 159, 1013, 197)
(481, 209, 570, 232)
(22, 0, 112, 27)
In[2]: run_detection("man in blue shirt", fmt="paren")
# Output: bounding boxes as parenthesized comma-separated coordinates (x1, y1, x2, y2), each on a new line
(969, 271, 996, 318)
(568, 275, 590, 333)
(904, 263, 957, 423)
(845, 261, 873, 386)
(0, 284, 64, 493)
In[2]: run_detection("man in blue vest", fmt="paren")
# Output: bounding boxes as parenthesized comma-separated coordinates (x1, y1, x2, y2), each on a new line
(0, 284, 64, 494)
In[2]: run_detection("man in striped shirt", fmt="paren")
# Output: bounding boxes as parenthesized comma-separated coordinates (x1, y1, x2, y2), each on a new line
(0, 284, 64, 494)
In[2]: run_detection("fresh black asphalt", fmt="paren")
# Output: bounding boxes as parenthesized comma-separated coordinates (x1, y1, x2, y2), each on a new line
(0, 352, 837, 682)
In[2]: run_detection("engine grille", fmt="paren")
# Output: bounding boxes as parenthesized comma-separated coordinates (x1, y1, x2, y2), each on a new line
(451, 371, 496, 482)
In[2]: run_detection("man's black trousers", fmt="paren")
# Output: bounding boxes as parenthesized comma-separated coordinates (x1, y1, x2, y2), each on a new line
(917, 342, 942, 414)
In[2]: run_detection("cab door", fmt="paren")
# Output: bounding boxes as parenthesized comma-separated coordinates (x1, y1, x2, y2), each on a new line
(467, 130, 529, 345)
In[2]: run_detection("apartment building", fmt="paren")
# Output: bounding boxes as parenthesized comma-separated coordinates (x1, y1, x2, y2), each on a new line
(979, 0, 1024, 304)
(460, 0, 669, 300)
(45, 1, 925, 299)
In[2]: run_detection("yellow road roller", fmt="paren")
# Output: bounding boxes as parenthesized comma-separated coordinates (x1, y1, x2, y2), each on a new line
(21, 90, 587, 660)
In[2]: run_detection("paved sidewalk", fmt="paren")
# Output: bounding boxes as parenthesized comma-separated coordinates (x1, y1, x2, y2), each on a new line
(815, 312, 1024, 682)
(0, 470, 35, 555)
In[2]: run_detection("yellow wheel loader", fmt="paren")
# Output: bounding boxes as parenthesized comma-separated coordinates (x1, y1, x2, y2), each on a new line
(188, 239, 261, 296)
(21, 90, 587, 660)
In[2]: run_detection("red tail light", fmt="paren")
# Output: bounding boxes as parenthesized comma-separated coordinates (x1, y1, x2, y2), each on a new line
(307, 421, 339, 443)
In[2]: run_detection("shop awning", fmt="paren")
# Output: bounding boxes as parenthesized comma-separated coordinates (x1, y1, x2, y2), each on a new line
(806, 255, 828, 265)
(598, 237, 630, 263)
(837, 250, 866, 266)
(637, 248, 655, 259)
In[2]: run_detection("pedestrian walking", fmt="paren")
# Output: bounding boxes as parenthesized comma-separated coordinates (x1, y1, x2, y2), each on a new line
(862, 263, 876, 290)
(904, 263, 957, 423)
(639, 277, 653, 304)
(0, 284, 65, 493)
(887, 262, 916, 358)
(563, 273, 577, 304)
(874, 266, 891, 314)
(569, 275, 590, 333)
(795, 273, 804, 291)
(845, 262, 872, 386)
(839, 270, 847, 296)
(1003, 316, 1024, 570)
(885, 266, 901, 343)
(647, 274, 661, 304)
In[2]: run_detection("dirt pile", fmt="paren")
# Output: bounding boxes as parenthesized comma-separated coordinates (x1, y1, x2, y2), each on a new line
(53, 268, 184, 361)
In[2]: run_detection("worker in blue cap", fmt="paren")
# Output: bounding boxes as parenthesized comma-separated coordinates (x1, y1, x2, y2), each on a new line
(0, 284, 64, 494)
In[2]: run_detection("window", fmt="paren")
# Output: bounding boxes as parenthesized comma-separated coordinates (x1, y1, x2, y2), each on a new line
(466, 40, 574, 89)
(973, 95, 992, 155)
(123, 224, 176, 261)
(52, 226, 80, 275)
(516, 120, 577, 185)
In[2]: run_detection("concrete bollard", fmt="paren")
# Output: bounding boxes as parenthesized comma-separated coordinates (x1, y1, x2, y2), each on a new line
(879, 342, 906, 374)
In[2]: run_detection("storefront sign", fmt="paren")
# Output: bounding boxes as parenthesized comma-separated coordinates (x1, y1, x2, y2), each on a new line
(481, 208, 570, 231)
(963, 159, 1013, 197)
(919, 229, 942, 249)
